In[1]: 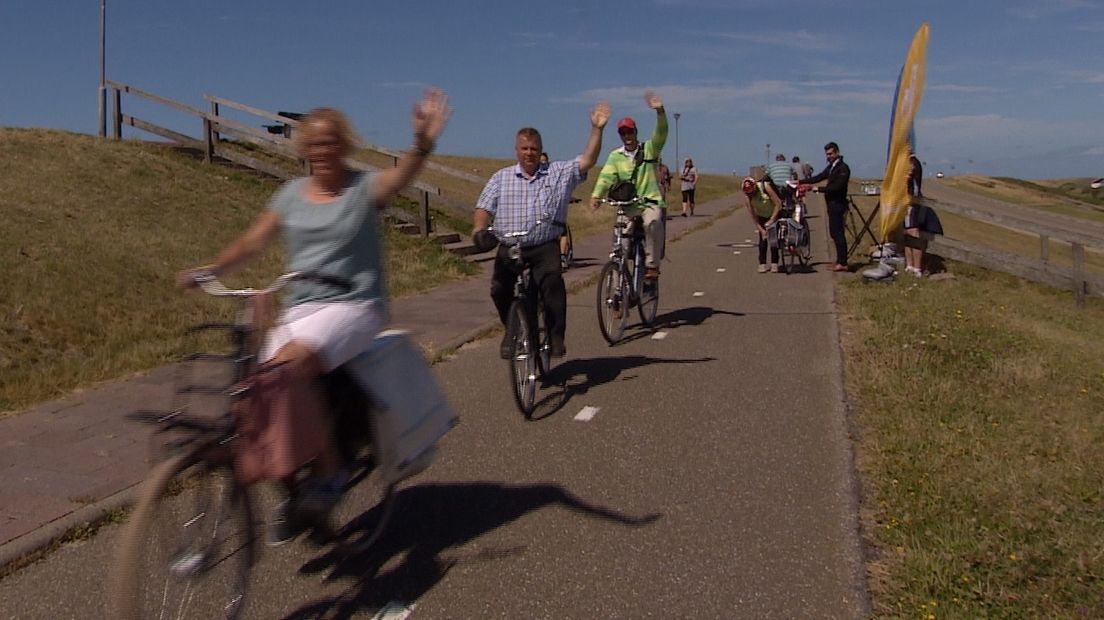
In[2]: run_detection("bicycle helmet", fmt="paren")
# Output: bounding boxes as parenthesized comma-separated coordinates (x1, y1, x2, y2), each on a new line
(741, 177, 757, 195)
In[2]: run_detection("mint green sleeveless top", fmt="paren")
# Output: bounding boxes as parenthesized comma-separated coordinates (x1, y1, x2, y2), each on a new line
(268, 171, 386, 309)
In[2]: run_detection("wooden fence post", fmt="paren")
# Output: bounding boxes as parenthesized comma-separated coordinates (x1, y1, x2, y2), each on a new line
(1072, 242, 1085, 307)
(111, 87, 122, 139)
(209, 100, 220, 143)
(1040, 234, 1049, 263)
(421, 191, 431, 237)
(203, 118, 213, 163)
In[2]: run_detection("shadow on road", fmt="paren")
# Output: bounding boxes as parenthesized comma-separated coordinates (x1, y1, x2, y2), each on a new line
(653, 305, 744, 330)
(284, 482, 660, 619)
(524, 353, 715, 421)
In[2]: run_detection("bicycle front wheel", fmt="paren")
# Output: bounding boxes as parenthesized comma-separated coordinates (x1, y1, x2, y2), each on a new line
(109, 451, 255, 620)
(507, 299, 538, 415)
(596, 261, 628, 345)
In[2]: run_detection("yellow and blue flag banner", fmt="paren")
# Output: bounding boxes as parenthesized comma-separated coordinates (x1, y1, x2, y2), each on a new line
(879, 22, 929, 242)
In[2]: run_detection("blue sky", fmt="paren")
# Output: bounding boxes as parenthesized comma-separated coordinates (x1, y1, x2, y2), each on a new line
(2, 0, 1103, 180)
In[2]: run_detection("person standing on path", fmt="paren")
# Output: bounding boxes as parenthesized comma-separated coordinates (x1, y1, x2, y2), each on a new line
(801, 141, 852, 272)
(679, 157, 698, 217)
(473, 103, 610, 359)
(590, 91, 668, 279)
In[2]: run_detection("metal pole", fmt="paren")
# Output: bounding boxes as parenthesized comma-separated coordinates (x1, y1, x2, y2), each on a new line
(766, 143, 771, 163)
(673, 112, 681, 168)
(97, 0, 106, 137)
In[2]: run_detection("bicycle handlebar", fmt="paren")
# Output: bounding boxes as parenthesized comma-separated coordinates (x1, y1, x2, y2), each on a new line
(188, 270, 352, 298)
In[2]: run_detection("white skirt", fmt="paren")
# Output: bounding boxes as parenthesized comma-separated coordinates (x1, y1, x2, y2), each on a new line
(260, 300, 384, 372)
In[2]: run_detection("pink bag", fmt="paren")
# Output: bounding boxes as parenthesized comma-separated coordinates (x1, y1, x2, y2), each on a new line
(233, 365, 330, 485)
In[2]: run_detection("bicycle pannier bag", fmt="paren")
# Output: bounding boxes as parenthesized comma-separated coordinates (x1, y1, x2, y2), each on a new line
(234, 366, 330, 485)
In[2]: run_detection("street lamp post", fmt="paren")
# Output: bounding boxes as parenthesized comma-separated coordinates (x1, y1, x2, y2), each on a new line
(98, 0, 106, 137)
(673, 112, 681, 168)
(766, 143, 771, 163)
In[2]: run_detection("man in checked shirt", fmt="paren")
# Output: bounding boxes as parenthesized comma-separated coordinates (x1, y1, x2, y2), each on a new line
(472, 102, 610, 359)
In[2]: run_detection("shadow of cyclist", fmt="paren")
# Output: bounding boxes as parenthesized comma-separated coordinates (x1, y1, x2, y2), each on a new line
(523, 354, 714, 421)
(652, 306, 744, 330)
(285, 482, 659, 619)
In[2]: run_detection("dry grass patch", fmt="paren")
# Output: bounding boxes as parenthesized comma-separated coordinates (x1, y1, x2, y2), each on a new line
(0, 128, 475, 415)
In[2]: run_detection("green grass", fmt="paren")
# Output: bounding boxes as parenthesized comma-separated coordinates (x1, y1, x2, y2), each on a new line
(941, 175, 1104, 225)
(0, 128, 476, 415)
(837, 264, 1104, 618)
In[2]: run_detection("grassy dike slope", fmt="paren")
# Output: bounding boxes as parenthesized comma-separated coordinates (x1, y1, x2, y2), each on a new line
(838, 264, 1103, 617)
(0, 129, 476, 415)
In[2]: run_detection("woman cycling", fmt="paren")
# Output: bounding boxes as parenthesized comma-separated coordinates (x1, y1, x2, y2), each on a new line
(177, 89, 451, 542)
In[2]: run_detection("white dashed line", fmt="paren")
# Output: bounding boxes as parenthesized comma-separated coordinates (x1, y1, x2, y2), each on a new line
(744, 238, 753, 243)
(716, 268, 726, 272)
(693, 291, 704, 297)
(651, 331, 668, 340)
(372, 602, 414, 620)
(733, 251, 741, 255)
(574, 406, 600, 422)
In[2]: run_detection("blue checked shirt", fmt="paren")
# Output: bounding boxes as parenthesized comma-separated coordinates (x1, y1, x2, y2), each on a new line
(475, 158, 584, 247)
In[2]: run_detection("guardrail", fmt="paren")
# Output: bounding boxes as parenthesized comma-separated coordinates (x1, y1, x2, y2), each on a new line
(104, 80, 478, 237)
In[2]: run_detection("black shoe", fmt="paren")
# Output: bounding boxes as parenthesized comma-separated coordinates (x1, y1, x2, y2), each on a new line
(550, 338, 566, 359)
(500, 331, 512, 359)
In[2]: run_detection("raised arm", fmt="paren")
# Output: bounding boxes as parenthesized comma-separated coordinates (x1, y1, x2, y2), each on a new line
(577, 102, 610, 171)
(644, 91, 668, 153)
(371, 88, 452, 206)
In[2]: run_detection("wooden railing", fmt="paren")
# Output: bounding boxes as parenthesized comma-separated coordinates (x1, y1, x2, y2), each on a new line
(105, 80, 478, 237)
(924, 199, 1103, 306)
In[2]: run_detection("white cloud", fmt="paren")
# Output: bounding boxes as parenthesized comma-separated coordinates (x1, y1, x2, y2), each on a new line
(1008, 0, 1094, 19)
(1084, 146, 1104, 156)
(694, 29, 841, 52)
(509, 31, 555, 48)
(928, 83, 1004, 94)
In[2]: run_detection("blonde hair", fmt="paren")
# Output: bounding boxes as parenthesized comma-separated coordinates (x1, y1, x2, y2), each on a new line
(293, 107, 362, 157)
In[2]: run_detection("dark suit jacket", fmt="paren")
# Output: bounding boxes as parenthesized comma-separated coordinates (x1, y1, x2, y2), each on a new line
(804, 158, 851, 205)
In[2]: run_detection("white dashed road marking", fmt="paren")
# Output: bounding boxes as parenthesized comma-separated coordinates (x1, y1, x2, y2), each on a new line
(716, 268, 726, 272)
(574, 406, 600, 422)
(652, 331, 668, 340)
(693, 291, 704, 297)
(372, 602, 414, 620)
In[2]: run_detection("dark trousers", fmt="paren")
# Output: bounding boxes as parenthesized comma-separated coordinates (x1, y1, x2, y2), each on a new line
(826, 200, 848, 265)
(755, 215, 779, 265)
(490, 240, 566, 343)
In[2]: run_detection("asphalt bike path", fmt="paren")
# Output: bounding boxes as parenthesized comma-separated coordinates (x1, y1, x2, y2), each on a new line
(0, 196, 868, 617)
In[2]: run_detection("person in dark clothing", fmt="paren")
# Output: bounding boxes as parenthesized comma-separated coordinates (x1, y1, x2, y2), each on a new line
(801, 141, 851, 272)
(907, 149, 923, 197)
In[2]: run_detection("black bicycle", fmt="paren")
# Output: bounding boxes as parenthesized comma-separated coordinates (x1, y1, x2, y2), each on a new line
(596, 198, 660, 344)
(108, 272, 397, 620)
(496, 223, 555, 416)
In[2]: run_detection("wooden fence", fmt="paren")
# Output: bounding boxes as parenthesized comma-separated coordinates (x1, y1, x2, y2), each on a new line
(925, 199, 1102, 306)
(105, 80, 477, 236)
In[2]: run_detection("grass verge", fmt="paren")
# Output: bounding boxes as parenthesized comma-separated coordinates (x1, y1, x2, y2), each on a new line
(836, 262, 1104, 617)
(0, 128, 476, 415)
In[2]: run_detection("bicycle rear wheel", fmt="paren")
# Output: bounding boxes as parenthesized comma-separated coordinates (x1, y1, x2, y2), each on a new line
(637, 245, 659, 326)
(507, 299, 538, 414)
(596, 261, 628, 345)
(777, 225, 793, 274)
(109, 451, 255, 620)
(797, 226, 812, 269)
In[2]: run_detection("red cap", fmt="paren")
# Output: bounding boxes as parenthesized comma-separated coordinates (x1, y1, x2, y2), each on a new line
(616, 117, 637, 131)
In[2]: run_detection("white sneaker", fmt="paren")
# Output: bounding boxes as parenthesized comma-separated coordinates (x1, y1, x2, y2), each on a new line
(906, 266, 923, 278)
(757, 264, 768, 273)
(770, 263, 779, 273)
